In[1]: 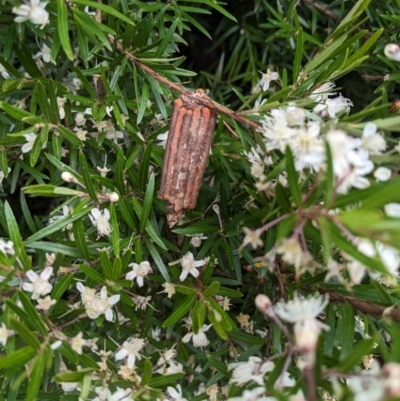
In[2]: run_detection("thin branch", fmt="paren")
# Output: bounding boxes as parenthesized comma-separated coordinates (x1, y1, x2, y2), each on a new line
(319, 288, 400, 322)
(108, 35, 261, 130)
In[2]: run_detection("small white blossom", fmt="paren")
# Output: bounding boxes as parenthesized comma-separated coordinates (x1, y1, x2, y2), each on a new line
(0, 239, 15, 255)
(97, 166, 111, 177)
(70, 332, 87, 355)
(177, 252, 207, 282)
(74, 112, 86, 126)
(0, 64, 10, 79)
(385, 203, 400, 218)
(35, 295, 56, 311)
(115, 337, 146, 368)
(361, 123, 386, 155)
(22, 266, 53, 300)
(73, 127, 88, 141)
(240, 227, 263, 250)
(259, 69, 279, 91)
(0, 323, 14, 347)
(182, 324, 212, 347)
(156, 131, 169, 148)
(126, 261, 153, 287)
(133, 295, 152, 311)
(159, 282, 176, 298)
(313, 95, 353, 119)
(374, 166, 391, 182)
(186, 233, 208, 248)
(228, 357, 274, 386)
(13, 0, 49, 29)
(34, 43, 55, 64)
(89, 208, 112, 238)
(57, 97, 67, 119)
(21, 133, 37, 153)
(309, 82, 336, 102)
(164, 385, 188, 401)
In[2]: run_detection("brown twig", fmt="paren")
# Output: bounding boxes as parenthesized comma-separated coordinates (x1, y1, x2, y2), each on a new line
(319, 288, 400, 322)
(107, 35, 261, 130)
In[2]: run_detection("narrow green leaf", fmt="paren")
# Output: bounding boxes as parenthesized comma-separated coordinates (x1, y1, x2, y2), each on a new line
(137, 81, 149, 124)
(203, 281, 220, 297)
(192, 301, 207, 334)
(338, 302, 355, 359)
(54, 368, 94, 382)
(0, 101, 46, 124)
(112, 256, 122, 282)
(0, 346, 35, 369)
(293, 27, 303, 83)
(285, 146, 301, 206)
(57, 126, 83, 147)
(174, 285, 198, 296)
(115, 148, 125, 196)
(140, 359, 153, 386)
(79, 150, 98, 201)
(30, 125, 48, 167)
(20, 192, 38, 234)
(27, 353, 47, 401)
(17, 291, 47, 335)
(144, 238, 170, 281)
(110, 203, 120, 257)
(73, 219, 91, 261)
(57, 0, 74, 60)
(71, 0, 134, 25)
(140, 173, 154, 233)
(99, 250, 113, 280)
(23, 184, 80, 197)
(148, 373, 184, 387)
(9, 317, 41, 349)
(79, 264, 105, 283)
(162, 295, 195, 327)
(5, 201, 31, 270)
(337, 337, 375, 372)
(52, 273, 74, 301)
(155, 19, 178, 57)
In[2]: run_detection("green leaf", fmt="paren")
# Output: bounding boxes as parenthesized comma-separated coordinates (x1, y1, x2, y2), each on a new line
(99, 250, 113, 280)
(174, 285, 198, 296)
(293, 27, 303, 83)
(5, 201, 31, 270)
(112, 256, 122, 282)
(0, 101, 46, 124)
(54, 368, 94, 382)
(30, 125, 48, 167)
(203, 281, 220, 297)
(52, 273, 74, 301)
(285, 146, 301, 206)
(337, 337, 375, 372)
(79, 150, 98, 201)
(137, 81, 149, 124)
(338, 302, 355, 359)
(71, 0, 135, 25)
(324, 141, 334, 206)
(17, 291, 47, 335)
(140, 173, 154, 233)
(109, 203, 120, 257)
(140, 359, 153, 386)
(27, 353, 47, 401)
(73, 219, 91, 261)
(0, 346, 35, 369)
(144, 238, 170, 281)
(162, 295, 195, 327)
(185, 0, 237, 21)
(148, 373, 185, 387)
(57, 0, 74, 60)
(79, 264, 105, 283)
(23, 185, 80, 197)
(8, 317, 40, 349)
(192, 301, 207, 334)
(155, 19, 179, 57)
(57, 126, 83, 147)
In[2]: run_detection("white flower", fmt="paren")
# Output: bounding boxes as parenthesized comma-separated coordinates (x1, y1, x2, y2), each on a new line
(159, 282, 176, 298)
(133, 295, 152, 311)
(35, 295, 56, 311)
(227, 387, 273, 401)
(186, 233, 208, 248)
(384, 44, 400, 62)
(70, 332, 87, 355)
(97, 166, 111, 177)
(21, 133, 37, 153)
(164, 385, 188, 401)
(290, 122, 325, 172)
(34, 43, 55, 64)
(74, 112, 86, 127)
(241, 227, 263, 250)
(0, 239, 15, 255)
(104, 120, 124, 143)
(385, 203, 400, 218)
(89, 208, 112, 238)
(258, 116, 297, 152)
(374, 166, 391, 182)
(57, 97, 67, 119)
(182, 324, 212, 347)
(361, 123, 386, 155)
(313, 95, 353, 119)
(274, 292, 329, 352)
(178, 252, 207, 282)
(0, 64, 10, 79)
(156, 131, 169, 148)
(126, 261, 152, 287)
(77, 283, 120, 321)
(309, 82, 336, 102)
(115, 337, 146, 368)
(22, 266, 53, 300)
(13, 0, 49, 29)
(228, 357, 274, 386)
(73, 127, 88, 141)
(0, 323, 14, 347)
(259, 69, 279, 91)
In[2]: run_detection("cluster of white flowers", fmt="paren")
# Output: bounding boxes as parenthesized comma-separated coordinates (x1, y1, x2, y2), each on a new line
(247, 85, 387, 195)
(76, 283, 120, 321)
(12, 0, 49, 29)
(115, 337, 146, 368)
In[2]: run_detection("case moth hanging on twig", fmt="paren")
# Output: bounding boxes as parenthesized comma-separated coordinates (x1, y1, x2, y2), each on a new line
(159, 89, 217, 227)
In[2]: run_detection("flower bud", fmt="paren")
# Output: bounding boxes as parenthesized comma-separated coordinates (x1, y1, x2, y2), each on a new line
(61, 172, 78, 183)
(383, 363, 400, 397)
(108, 192, 119, 203)
(384, 44, 400, 62)
(255, 294, 272, 313)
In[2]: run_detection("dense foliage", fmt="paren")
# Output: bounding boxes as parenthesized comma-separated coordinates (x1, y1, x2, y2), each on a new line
(2, 0, 400, 400)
